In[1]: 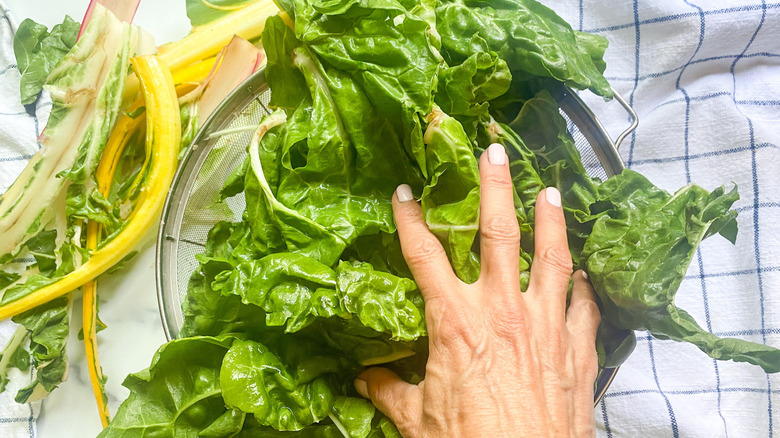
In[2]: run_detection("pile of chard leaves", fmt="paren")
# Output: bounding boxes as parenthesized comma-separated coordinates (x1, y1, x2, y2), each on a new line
(102, 0, 779, 436)
(0, 8, 144, 404)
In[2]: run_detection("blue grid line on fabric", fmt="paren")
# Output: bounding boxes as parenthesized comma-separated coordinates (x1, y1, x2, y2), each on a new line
(599, 401, 613, 438)
(737, 100, 780, 106)
(0, 63, 15, 76)
(730, 0, 774, 433)
(684, 265, 780, 280)
(598, 1, 642, 433)
(656, 91, 739, 108)
(582, 2, 780, 33)
(737, 202, 780, 213)
(604, 52, 780, 82)
(0, 418, 32, 424)
(651, 92, 780, 111)
(0, 154, 33, 163)
(28, 367, 34, 438)
(634, 327, 780, 340)
(646, 336, 680, 437)
(10, 258, 35, 264)
(625, 0, 641, 167)
(629, 142, 777, 166)
(606, 387, 780, 398)
(714, 328, 780, 337)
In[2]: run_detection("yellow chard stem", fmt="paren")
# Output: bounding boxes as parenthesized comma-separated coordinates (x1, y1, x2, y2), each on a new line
(82, 94, 151, 429)
(156, 0, 277, 72)
(0, 55, 180, 320)
(83, 221, 109, 427)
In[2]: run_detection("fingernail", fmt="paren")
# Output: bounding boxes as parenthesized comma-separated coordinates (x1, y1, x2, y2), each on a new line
(581, 270, 589, 280)
(545, 187, 561, 207)
(487, 143, 506, 166)
(354, 378, 368, 398)
(396, 184, 414, 202)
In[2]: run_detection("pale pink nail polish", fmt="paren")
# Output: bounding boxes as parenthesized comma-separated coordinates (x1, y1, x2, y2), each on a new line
(545, 186, 561, 207)
(396, 184, 414, 202)
(487, 143, 506, 166)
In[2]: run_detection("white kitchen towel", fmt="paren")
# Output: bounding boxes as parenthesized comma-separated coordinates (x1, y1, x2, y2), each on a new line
(553, 1, 780, 437)
(0, 4, 45, 438)
(0, 1, 778, 438)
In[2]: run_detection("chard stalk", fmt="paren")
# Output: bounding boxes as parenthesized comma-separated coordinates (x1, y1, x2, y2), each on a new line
(0, 5, 133, 257)
(327, 412, 350, 438)
(0, 56, 180, 320)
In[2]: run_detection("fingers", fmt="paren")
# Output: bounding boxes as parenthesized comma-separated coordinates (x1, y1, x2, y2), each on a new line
(478, 144, 521, 284)
(393, 184, 457, 302)
(566, 270, 600, 344)
(355, 367, 422, 434)
(526, 187, 572, 327)
(567, 271, 600, 437)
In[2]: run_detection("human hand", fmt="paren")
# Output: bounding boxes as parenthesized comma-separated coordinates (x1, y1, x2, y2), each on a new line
(354, 143, 601, 438)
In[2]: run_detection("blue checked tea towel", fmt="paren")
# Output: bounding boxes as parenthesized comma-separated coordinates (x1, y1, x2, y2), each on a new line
(0, 4, 45, 438)
(0, 1, 779, 437)
(552, 1, 780, 436)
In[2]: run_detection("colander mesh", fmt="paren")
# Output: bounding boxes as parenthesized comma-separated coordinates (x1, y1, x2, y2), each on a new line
(175, 91, 274, 306)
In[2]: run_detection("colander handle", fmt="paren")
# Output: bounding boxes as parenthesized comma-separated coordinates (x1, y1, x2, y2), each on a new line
(610, 88, 639, 151)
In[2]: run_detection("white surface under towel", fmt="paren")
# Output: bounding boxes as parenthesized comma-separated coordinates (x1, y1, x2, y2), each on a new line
(0, 1, 778, 437)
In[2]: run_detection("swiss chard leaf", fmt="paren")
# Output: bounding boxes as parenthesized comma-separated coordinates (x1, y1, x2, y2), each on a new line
(336, 261, 426, 342)
(185, 0, 259, 27)
(582, 171, 779, 372)
(435, 0, 613, 98)
(225, 253, 343, 332)
(12, 296, 71, 403)
(293, 0, 443, 173)
(420, 108, 481, 283)
(13, 16, 79, 105)
(99, 337, 245, 437)
(220, 339, 343, 431)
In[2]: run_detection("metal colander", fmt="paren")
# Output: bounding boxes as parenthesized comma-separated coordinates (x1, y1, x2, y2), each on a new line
(155, 67, 638, 404)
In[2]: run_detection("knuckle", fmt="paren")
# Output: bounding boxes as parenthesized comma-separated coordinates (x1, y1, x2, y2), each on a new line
(395, 201, 424, 223)
(538, 245, 573, 274)
(434, 306, 483, 349)
(537, 205, 566, 226)
(480, 215, 521, 244)
(571, 299, 602, 327)
(404, 236, 444, 266)
(481, 172, 513, 191)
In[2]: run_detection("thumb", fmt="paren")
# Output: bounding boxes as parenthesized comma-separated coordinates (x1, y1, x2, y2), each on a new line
(355, 367, 422, 433)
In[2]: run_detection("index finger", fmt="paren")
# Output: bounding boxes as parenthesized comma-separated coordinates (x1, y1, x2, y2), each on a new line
(393, 184, 457, 303)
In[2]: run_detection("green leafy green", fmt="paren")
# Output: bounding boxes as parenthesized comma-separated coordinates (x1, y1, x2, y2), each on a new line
(336, 261, 426, 341)
(220, 339, 340, 431)
(185, 0, 260, 27)
(420, 108, 481, 282)
(13, 16, 79, 105)
(12, 296, 71, 403)
(435, 0, 613, 98)
(98, 337, 246, 437)
(583, 171, 779, 372)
